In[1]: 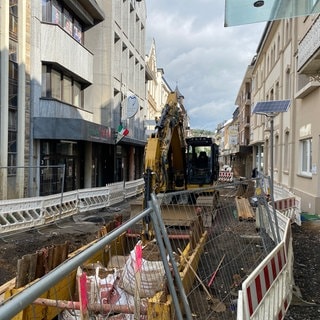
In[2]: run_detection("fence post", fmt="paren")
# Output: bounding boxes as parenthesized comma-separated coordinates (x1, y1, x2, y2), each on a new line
(149, 193, 193, 320)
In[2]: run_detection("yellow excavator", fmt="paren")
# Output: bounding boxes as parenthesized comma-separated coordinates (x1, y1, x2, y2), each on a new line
(135, 91, 220, 239)
(144, 92, 219, 196)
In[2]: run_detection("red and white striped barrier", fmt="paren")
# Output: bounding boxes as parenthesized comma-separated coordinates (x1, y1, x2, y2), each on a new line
(274, 197, 296, 211)
(238, 218, 293, 320)
(218, 171, 233, 182)
(274, 197, 301, 225)
(245, 245, 286, 316)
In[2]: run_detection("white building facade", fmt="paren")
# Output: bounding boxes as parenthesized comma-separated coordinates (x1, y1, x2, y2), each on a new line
(0, 0, 147, 199)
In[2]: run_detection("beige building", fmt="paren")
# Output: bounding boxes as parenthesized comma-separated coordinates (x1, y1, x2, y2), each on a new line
(250, 19, 295, 189)
(295, 14, 320, 214)
(248, 14, 320, 214)
(233, 64, 254, 178)
(145, 39, 171, 137)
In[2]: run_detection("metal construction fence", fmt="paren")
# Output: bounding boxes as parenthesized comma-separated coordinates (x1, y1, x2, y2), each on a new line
(0, 180, 296, 319)
(0, 165, 66, 198)
(237, 178, 294, 320)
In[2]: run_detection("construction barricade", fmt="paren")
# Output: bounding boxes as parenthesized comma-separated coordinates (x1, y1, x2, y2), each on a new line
(218, 170, 234, 182)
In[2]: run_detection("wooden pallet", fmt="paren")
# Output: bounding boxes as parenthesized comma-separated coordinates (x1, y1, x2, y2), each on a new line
(235, 196, 255, 221)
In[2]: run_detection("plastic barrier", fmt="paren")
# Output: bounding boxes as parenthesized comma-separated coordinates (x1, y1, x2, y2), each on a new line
(218, 171, 234, 182)
(0, 179, 145, 236)
(237, 212, 293, 319)
(124, 178, 144, 199)
(274, 197, 301, 226)
(77, 187, 110, 212)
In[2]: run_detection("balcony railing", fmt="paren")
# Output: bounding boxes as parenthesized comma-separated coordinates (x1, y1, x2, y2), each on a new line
(297, 15, 320, 73)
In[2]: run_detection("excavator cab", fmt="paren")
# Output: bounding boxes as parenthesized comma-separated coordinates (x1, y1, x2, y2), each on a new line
(186, 137, 219, 187)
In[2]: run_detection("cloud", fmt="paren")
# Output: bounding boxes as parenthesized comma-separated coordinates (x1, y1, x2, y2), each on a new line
(145, 0, 265, 130)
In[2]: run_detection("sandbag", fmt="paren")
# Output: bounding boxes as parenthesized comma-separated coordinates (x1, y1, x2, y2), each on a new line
(120, 242, 165, 298)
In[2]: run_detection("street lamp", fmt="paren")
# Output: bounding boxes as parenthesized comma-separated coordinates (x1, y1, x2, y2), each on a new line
(252, 100, 291, 244)
(255, 112, 276, 198)
(252, 99, 291, 198)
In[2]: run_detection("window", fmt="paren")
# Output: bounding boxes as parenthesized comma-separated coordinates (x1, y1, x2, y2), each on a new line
(42, 0, 83, 43)
(9, 40, 18, 63)
(8, 130, 17, 172)
(9, 33, 18, 175)
(275, 134, 279, 169)
(52, 1, 61, 25)
(63, 10, 73, 35)
(42, 65, 84, 108)
(284, 132, 289, 172)
(9, 80, 18, 108)
(63, 75, 72, 104)
(300, 138, 312, 176)
(51, 69, 62, 100)
(73, 20, 82, 43)
(9, 0, 18, 39)
(73, 81, 82, 108)
(285, 68, 291, 99)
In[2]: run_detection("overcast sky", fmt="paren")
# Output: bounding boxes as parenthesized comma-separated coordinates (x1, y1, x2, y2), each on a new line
(145, 0, 266, 131)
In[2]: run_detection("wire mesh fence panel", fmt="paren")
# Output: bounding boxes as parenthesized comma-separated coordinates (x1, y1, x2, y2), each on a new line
(158, 181, 276, 320)
(0, 179, 279, 320)
(39, 165, 65, 196)
(0, 165, 65, 198)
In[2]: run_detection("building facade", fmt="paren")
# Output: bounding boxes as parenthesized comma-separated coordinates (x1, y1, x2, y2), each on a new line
(248, 13, 320, 214)
(295, 13, 320, 214)
(233, 65, 254, 178)
(250, 19, 296, 193)
(0, 0, 32, 199)
(0, 0, 147, 199)
(145, 39, 171, 137)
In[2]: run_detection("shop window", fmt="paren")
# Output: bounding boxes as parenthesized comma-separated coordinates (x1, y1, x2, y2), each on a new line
(284, 132, 289, 172)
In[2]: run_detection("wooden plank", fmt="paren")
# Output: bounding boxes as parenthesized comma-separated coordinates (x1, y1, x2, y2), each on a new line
(235, 197, 255, 221)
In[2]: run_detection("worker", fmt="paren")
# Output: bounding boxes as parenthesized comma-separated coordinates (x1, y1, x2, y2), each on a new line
(197, 151, 209, 168)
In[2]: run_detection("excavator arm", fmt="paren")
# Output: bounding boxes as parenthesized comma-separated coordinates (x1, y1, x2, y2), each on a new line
(144, 92, 186, 194)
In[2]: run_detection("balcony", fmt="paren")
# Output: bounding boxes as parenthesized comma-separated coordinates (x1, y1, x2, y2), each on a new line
(37, 99, 93, 121)
(41, 23, 94, 83)
(297, 15, 320, 74)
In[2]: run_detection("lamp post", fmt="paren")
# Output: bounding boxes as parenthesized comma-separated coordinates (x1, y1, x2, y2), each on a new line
(268, 114, 275, 199)
(257, 112, 275, 199)
(252, 100, 291, 244)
